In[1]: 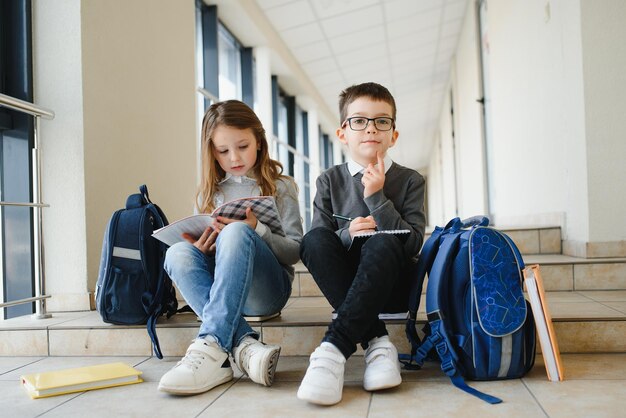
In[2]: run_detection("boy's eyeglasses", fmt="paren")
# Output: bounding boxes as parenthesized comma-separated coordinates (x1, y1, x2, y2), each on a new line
(342, 117, 395, 131)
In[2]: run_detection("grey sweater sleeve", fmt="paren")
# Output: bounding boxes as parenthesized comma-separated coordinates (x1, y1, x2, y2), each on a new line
(310, 172, 354, 247)
(255, 177, 303, 265)
(364, 170, 426, 259)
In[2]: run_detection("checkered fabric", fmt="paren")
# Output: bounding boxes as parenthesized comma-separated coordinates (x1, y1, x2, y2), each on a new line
(212, 196, 285, 236)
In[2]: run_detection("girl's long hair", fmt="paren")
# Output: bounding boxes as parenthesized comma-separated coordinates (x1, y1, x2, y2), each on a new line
(196, 100, 286, 213)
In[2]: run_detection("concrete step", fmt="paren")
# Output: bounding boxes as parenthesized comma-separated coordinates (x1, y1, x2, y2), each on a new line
(1, 291, 624, 357)
(292, 254, 626, 298)
(425, 225, 563, 255)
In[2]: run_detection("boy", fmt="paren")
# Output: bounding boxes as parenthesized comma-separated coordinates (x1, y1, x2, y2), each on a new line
(297, 82, 426, 405)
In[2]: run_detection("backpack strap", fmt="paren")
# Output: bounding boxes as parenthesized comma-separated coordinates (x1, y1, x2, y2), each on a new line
(457, 215, 489, 230)
(146, 266, 167, 359)
(420, 228, 503, 405)
(427, 319, 503, 404)
(141, 202, 172, 359)
(402, 225, 445, 369)
(140, 184, 151, 204)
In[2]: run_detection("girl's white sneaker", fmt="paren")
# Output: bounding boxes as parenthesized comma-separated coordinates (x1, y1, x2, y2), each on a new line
(233, 336, 281, 387)
(158, 338, 233, 395)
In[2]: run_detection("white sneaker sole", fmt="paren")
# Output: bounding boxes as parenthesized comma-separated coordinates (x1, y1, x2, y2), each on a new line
(250, 345, 281, 387)
(296, 384, 342, 406)
(158, 371, 233, 395)
(363, 372, 402, 391)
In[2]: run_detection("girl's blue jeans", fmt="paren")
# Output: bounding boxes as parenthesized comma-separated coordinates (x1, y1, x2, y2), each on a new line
(164, 222, 291, 352)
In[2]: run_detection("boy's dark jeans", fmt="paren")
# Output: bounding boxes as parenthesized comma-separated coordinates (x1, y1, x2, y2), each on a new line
(300, 227, 411, 359)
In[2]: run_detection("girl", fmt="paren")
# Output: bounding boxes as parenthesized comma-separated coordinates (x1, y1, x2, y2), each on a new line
(158, 100, 303, 395)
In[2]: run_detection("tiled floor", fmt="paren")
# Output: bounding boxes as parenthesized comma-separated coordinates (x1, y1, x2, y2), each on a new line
(1, 353, 625, 417)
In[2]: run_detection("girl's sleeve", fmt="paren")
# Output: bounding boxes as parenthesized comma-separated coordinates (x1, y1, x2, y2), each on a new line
(255, 178, 303, 265)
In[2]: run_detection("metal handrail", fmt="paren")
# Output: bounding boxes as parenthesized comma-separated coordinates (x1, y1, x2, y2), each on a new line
(0, 93, 54, 319)
(0, 202, 49, 208)
(0, 295, 51, 309)
(0, 93, 54, 119)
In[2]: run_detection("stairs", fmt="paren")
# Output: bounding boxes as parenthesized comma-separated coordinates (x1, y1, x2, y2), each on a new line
(1, 226, 625, 357)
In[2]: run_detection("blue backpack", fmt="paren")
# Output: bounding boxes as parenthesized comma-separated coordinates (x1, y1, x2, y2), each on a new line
(403, 216, 536, 404)
(96, 185, 178, 359)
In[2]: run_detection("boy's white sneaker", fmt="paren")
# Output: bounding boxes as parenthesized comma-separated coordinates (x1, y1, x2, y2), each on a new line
(233, 336, 281, 387)
(297, 342, 346, 405)
(363, 335, 402, 391)
(158, 338, 233, 395)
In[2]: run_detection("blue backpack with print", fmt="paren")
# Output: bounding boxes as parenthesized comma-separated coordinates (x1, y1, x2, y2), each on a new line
(96, 185, 178, 359)
(403, 216, 536, 404)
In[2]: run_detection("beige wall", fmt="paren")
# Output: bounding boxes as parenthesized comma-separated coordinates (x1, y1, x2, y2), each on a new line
(35, 0, 199, 309)
(580, 0, 626, 243)
(432, 0, 626, 254)
(81, 0, 198, 291)
(485, 0, 588, 237)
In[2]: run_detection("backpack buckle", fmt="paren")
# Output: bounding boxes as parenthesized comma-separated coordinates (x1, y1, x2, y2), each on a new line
(440, 359, 455, 376)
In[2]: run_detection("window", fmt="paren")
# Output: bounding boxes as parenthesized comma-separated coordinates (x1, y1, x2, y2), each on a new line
(299, 110, 312, 230)
(0, 0, 35, 319)
(196, 3, 253, 107)
(276, 96, 289, 173)
(319, 130, 334, 170)
(217, 24, 242, 101)
(196, 3, 316, 231)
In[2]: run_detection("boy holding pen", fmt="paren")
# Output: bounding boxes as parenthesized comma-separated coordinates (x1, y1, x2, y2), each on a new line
(297, 82, 426, 405)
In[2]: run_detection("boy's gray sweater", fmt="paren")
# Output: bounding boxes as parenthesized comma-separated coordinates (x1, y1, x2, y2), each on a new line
(311, 162, 426, 259)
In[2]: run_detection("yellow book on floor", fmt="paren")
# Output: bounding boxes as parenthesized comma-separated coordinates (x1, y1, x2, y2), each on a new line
(21, 362, 143, 399)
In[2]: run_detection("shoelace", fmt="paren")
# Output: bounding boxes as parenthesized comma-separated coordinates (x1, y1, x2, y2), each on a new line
(178, 349, 207, 370)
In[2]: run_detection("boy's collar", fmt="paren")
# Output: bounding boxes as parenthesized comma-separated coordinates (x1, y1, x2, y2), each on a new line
(347, 155, 393, 177)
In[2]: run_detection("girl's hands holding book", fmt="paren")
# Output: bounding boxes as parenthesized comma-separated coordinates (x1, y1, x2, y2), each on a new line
(215, 207, 258, 231)
(182, 227, 218, 255)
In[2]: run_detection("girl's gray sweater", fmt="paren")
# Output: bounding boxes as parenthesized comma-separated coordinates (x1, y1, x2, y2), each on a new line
(215, 175, 303, 282)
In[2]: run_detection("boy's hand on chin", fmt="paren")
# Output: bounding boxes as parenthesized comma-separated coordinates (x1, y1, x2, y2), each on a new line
(362, 152, 385, 198)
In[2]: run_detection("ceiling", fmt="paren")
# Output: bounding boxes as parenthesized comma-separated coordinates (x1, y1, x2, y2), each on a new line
(254, 0, 468, 170)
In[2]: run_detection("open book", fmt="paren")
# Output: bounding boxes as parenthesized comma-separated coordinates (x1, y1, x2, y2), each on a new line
(152, 196, 284, 247)
(21, 362, 142, 399)
(523, 265, 564, 382)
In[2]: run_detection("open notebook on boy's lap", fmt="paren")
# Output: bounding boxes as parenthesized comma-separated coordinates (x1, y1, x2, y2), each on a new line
(332, 311, 408, 320)
(348, 229, 411, 250)
(152, 196, 284, 247)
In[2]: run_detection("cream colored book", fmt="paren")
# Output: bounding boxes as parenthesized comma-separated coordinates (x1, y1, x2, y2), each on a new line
(21, 362, 143, 399)
(524, 265, 564, 381)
